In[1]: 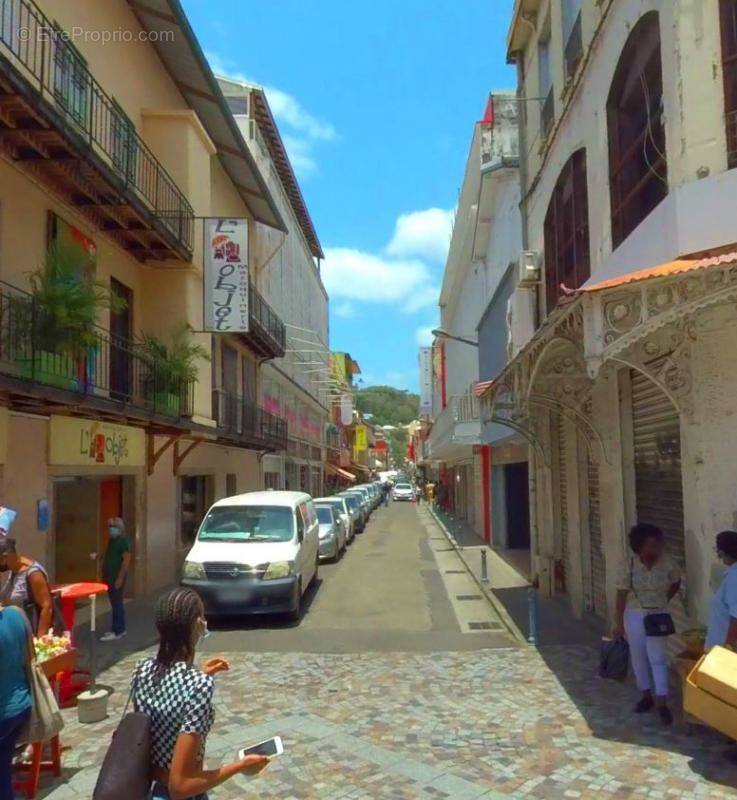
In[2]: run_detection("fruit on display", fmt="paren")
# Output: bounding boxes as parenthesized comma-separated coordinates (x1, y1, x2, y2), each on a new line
(34, 632, 72, 662)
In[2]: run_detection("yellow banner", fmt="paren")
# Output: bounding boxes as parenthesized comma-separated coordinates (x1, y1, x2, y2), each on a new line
(49, 416, 145, 467)
(354, 425, 367, 452)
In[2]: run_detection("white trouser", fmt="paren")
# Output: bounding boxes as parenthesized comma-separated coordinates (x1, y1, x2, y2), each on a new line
(623, 608, 669, 697)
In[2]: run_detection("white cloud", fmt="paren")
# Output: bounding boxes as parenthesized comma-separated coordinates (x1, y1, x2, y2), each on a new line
(415, 325, 436, 346)
(386, 208, 454, 264)
(334, 301, 357, 319)
(205, 50, 335, 180)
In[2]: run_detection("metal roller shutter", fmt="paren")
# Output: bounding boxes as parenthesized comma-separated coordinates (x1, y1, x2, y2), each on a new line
(558, 418, 570, 594)
(587, 457, 607, 619)
(631, 370, 689, 636)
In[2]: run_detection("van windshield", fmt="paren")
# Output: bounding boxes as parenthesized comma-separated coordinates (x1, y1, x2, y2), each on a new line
(198, 505, 294, 543)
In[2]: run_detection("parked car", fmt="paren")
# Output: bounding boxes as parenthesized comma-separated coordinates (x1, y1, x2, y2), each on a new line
(339, 492, 365, 532)
(314, 502, 346, 560)
(349, 486, 373, 516)
(343, 488, 371, 522)
(392, 482, 415, 502)
(181, 491, 319, 621)
(315, 496, 355, 543)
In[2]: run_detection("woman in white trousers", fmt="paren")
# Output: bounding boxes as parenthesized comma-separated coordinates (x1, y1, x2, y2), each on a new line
(614, 523, 681, 726)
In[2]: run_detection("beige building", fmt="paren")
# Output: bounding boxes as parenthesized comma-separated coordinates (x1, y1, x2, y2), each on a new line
(479, 0, 737, 634)
(0, 0, 309, 594)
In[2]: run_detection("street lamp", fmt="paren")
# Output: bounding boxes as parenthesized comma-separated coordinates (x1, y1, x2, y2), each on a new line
(431, 327, 479, 348)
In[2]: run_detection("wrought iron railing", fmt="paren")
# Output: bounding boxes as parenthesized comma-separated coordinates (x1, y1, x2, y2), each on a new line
(0, 0, 194, 252)
(248, 279, 286, 355)
(0, 281, 194, 417)
(564, 12, 583, 80)
(212, 388, 287, 450)
(541, 88, 555, 141)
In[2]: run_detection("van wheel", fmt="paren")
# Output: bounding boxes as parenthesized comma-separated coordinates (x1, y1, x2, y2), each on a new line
(289, 580, 302, 622)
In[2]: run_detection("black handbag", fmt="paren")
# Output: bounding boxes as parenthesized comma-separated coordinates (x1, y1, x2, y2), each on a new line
(600, 637, 630, 681)
(92, 682, 151, 800)
(630, 557, 676, 638)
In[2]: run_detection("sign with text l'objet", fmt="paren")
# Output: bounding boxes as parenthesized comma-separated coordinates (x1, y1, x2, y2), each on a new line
(419, 347, 433, 415)
(204, 218, 249, 332)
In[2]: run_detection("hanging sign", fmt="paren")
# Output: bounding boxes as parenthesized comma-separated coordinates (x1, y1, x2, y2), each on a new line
(419, 347, 433, 415)
(340, 393, 353, 426)
(203, 218, 249, 332)
(354, 425, 368, 452)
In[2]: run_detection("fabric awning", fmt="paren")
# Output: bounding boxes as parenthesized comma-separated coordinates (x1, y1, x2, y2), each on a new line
(351, 462, 371, 475)
(326, 463, 356, 482)
(474, 379, 495, 397)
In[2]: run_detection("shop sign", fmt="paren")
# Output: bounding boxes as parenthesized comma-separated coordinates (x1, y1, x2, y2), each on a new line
(49, 416, 145, 467)
(419, 347, 433, 415)
(354, 425, 367, 452)
(203, 218, 249, 333)
(340, 393, 353, 426)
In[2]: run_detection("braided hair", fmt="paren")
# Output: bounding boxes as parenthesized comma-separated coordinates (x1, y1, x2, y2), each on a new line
(154, 587, 203, 669)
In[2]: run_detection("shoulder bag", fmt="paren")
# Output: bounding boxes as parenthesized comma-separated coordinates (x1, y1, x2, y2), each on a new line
(631, 557, 676, 638)
(92, 671, 151, 800)
(11, 606, 65, 745)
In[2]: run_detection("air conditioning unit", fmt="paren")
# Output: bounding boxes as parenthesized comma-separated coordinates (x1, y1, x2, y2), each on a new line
(517, 251, 541, 287)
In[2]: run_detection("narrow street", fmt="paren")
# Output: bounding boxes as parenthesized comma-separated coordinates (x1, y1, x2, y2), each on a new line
(40, 504, 737, 800)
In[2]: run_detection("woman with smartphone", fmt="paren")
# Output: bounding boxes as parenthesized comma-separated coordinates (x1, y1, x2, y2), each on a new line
(131, 588, 269, 800)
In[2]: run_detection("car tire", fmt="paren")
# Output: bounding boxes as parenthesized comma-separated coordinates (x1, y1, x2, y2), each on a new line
(289, 579, 303, 622)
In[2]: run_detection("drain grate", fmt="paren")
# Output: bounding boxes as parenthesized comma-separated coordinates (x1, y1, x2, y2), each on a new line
(468, 621, 502, 631)
(444, 569, 466, 574)
(456, 594, 483, 601)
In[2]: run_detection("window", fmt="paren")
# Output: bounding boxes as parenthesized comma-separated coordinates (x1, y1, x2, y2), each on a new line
(538, 16, 554, 139)
(226, 473, 237, 496)
(199, 505, 294, 543)
(544, 149, 590, 313)
(607, 12, 667, 248)
(225, 95, 248, 116)
(562, 0, 583, 79)
(111, 101, 137, 182)
(52, 26, 89, 129)
(180, 475, 212, 547)
(720, 0, 737, 167)
(316, 506, 334, 525)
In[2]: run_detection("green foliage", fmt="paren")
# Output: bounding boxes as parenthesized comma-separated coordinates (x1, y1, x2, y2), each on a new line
(354, 385, 419, 427)
(137, 324, 210, 387)
(28, 241, 124, 357)
(386, 427, 409, 467)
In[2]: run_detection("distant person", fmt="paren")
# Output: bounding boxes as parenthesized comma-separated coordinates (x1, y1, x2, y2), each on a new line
(100, 517, 131, 642)
(131, 588, 269, 799)
(613, 523, 681, 726)
(0, 600, 32, 800)
(0, 537, 57, 637)
(706, 530, 737, 651)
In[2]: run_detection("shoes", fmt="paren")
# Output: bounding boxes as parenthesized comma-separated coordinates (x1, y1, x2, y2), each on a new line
(634, 695, 654, 713)
(100, 631, 126, 642)
(658, 706, 673, 726)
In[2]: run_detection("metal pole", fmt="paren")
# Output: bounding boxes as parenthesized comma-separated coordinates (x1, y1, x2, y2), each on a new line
(527, 586, 539, 646)
(480, 549, 489, 583)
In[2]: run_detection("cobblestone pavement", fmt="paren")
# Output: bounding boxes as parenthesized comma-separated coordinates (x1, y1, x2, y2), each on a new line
(36, 643, 737, 800)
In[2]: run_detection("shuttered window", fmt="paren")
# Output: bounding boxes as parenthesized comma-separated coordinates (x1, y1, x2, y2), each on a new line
(544, 149, 591, 313)
(720, 0, 737, 167)
(607, 12, 668, 248)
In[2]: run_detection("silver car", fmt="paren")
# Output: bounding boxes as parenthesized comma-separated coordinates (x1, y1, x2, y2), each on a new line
(315, 502, 347, 560)
(314, 496, 355, 543)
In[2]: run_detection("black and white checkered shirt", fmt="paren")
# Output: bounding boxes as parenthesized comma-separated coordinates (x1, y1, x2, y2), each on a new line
(132, 658, 215, 769)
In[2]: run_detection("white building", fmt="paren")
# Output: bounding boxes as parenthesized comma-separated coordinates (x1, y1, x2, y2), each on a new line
(218, 78, 329, 497)
(478, 0, 737, 633)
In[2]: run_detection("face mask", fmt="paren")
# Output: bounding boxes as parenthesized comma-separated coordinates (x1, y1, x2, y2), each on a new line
(108, 526, 120, 538)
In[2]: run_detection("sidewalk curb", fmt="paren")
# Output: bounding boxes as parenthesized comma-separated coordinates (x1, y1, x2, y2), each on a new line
(424, 506, 528, 645)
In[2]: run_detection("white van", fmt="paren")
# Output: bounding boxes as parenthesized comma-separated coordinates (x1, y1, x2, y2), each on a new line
(181, 491, 319, 621)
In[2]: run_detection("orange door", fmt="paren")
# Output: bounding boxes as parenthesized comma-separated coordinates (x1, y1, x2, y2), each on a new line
(99, 478, 123, 579)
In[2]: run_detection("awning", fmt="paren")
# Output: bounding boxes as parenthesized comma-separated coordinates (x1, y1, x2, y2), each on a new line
(326, 462, 356, 482)
(581, 250, 737, 293)
(351, 462, 371, 475)
(474, 379, 495, 397)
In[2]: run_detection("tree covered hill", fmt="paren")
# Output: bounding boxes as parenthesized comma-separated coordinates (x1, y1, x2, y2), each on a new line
(355, 385, 419, 427)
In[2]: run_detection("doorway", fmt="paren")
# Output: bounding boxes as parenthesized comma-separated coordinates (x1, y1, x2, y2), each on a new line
(109, 278, 133, 401)
(505, 462, 530, 549)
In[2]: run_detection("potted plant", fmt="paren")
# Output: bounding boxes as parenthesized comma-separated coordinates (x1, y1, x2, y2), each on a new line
(137, 324, 209, 416)
(14, 242, 123, 390)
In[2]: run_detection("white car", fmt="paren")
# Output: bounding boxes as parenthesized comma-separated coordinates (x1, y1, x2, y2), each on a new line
(392, 482, 415, 501)
(181, 491, 320, 621)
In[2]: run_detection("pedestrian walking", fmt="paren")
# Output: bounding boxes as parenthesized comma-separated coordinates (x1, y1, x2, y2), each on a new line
(100, 517, 131, 642)
(130, 588, 269, 799)
(382, 484, 390, 507)
(0, 537, 58, 637)
(705, 530, 737, 651)
(613, 523, 681, 726)
(0, 601, 32, 800)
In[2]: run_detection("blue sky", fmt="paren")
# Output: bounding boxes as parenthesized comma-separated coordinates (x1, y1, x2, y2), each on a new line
(182, 0, 516, 392)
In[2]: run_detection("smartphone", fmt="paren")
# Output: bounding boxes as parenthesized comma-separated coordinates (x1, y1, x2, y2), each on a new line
(238, 736, 284, 759)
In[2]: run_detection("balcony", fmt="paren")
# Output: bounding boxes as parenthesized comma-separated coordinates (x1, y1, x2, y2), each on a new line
(0, 280, 194, 423)
(212, 388, 287, 452)
(424, 394, 481, 463)
(0, 0, 194, 261)
(239, 279, 286, 358)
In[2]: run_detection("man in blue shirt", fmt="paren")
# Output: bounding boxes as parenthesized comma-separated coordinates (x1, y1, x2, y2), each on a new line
(0, 602, 32, 799)
(706, 530, 737, 651)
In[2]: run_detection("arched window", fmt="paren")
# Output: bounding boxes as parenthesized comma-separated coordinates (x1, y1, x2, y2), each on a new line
(544, 149, 590, 314)
(607, 12, 668, 248)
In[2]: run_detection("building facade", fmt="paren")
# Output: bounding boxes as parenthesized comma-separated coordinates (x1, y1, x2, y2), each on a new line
(0, 0, 299, 594)
(478, 0, 737, 632)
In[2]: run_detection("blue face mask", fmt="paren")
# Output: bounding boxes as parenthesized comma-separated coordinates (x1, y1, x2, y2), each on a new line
(108, 526, 120, 538)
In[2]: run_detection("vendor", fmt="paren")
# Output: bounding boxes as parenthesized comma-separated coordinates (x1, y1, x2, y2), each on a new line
(0, 537, 56, 637)
(705, 530, 737, 651)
